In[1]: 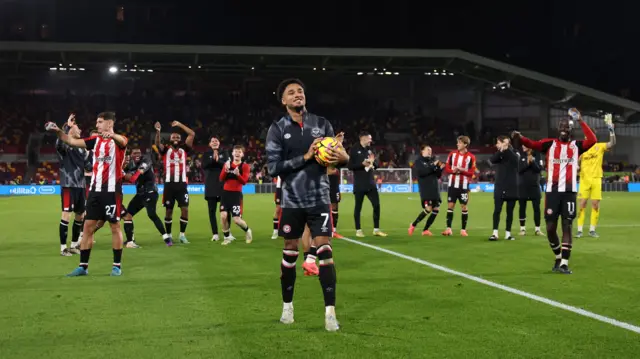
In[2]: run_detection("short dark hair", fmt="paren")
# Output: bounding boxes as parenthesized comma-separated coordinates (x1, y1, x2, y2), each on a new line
(359, 131, 371, 138)
(233, 145, 245, 151)
(420, 144, 431, 151)
(97, 111, 116, 122)
(497, 135, 510, 142)
(131, 148, 141, 153)
(276, 78, 305, 102)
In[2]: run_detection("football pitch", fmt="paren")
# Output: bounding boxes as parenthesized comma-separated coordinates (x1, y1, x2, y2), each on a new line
(1, 192, 640, 358)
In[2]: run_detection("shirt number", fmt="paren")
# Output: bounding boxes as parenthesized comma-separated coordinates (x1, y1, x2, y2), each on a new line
(105, 205, 116, 216)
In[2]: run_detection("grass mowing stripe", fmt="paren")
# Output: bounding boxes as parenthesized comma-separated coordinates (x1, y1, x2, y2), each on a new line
(339, 236, 640, 335)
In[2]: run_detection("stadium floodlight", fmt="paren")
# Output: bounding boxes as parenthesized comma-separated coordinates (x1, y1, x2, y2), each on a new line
(49, 67, 57, 71)
(357, 72, 364, 75)
(108, 66, 118, 74)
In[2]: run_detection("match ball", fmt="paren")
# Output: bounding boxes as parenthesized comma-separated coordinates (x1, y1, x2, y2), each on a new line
(315, 137, 342, 167)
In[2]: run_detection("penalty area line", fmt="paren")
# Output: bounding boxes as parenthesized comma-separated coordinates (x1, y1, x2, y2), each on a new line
(338, 236, 640, 335)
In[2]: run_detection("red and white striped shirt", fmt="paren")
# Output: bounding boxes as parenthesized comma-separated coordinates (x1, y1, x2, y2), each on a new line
(161, 145, 190, 184)
(84, 135, 128, 193)
(520, 121, 596, 193)
(445, 151, 476, 190)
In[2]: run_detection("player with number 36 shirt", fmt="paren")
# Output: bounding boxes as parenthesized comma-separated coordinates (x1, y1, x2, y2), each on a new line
(219, 145, 252, 245)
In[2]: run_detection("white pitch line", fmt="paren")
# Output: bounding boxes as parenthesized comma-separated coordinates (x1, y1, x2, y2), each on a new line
(338, 236, 640, 334)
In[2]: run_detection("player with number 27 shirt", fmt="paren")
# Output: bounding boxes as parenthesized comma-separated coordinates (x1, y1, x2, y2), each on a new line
(46, 111, 128, 277)
(512, 108, 596, 274)
(219, 145, 253, 246)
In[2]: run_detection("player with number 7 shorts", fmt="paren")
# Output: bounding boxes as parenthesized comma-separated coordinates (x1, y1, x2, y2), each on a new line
(219, 145, 253, 245)
(512, 108, 596, 274)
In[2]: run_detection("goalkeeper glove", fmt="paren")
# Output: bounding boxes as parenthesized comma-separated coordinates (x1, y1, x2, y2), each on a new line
(604, 113, 615, 134)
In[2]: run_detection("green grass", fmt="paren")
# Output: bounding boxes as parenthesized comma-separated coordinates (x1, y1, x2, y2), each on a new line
(1, 192, 640, 359)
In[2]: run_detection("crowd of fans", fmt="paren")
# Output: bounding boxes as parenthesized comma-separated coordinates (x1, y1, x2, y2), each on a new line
(0, 77, 639, 186)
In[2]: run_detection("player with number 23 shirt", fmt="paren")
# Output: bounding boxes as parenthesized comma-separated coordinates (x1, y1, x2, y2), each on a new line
(219, 145, 253, 245)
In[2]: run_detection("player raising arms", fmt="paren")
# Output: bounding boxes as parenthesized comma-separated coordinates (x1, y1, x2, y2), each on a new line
(55, 114, 88, 256)
(266, 78, 349, 331)
(576, 113, 616, 238)
(327, 131, 345, 238)
(154, 121, 195, 244)
(219, 145, 253, 245)
(121, 148, 171, 247)
(46, 111, 128, 277)
(512, 108, 596, 274)
(409, 145, 445, 236)
(443, 136, 476, 236)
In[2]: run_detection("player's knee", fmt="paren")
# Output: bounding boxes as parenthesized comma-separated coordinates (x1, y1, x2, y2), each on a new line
(232, 216, 243, 225)
(591, 200, 600, 210)
(561, 217, 573, 228)
(61, 211, 71, 221)
(283, 239, 299, 250)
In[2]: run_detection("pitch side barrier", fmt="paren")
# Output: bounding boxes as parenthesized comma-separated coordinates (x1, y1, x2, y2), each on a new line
(2, 182, 638, 196)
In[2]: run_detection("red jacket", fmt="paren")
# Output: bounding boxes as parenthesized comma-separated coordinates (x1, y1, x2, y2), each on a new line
(220, 161, 251, 192)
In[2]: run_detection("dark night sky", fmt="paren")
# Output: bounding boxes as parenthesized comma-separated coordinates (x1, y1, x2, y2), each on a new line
(3, 0, 640, 100)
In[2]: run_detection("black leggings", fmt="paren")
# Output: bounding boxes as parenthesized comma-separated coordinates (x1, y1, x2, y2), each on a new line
(206, 197, 221, 235)
(493, 197, 516, 232)
(354, 189, 380, 230)
(518, 198, 541, 227)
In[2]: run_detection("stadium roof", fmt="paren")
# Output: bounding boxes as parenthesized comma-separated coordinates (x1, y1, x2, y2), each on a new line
(1, 41, 639, 116)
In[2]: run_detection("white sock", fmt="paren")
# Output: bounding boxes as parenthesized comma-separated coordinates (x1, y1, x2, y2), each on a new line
(373, 228, 379, 232)
(273, 229, 278, 233)
(283, 302, 293, 310)
(505, 231, 511, 238)
(60, 244, 67, 251)
(162, 233, 170, 239)
(325, 305, 335, 316)
(180, 232, 185, 236)
(305, 255, 316, 264)
(535, 226, 541, 232)
(589, 225, 596, 232)
(492, 229, 498, 237)
(560, 259, 569, 266)
(520, 226, 526, 231)
(577, 225, 583, 232)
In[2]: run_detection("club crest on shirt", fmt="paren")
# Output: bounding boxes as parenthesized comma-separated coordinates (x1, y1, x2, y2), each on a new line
(284, 133, 292, 139)
(311, 128, 322, 138)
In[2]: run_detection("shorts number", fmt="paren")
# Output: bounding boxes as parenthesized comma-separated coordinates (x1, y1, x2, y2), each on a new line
(336, 192, 340, 201)
(460, 193, 469, 202)
(321, 213, 330, 229)
(232, 205, 241, 215)
(567, 201, 575, 214)
(105, 205, 116, 216)
(184, 194, 189, 202)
